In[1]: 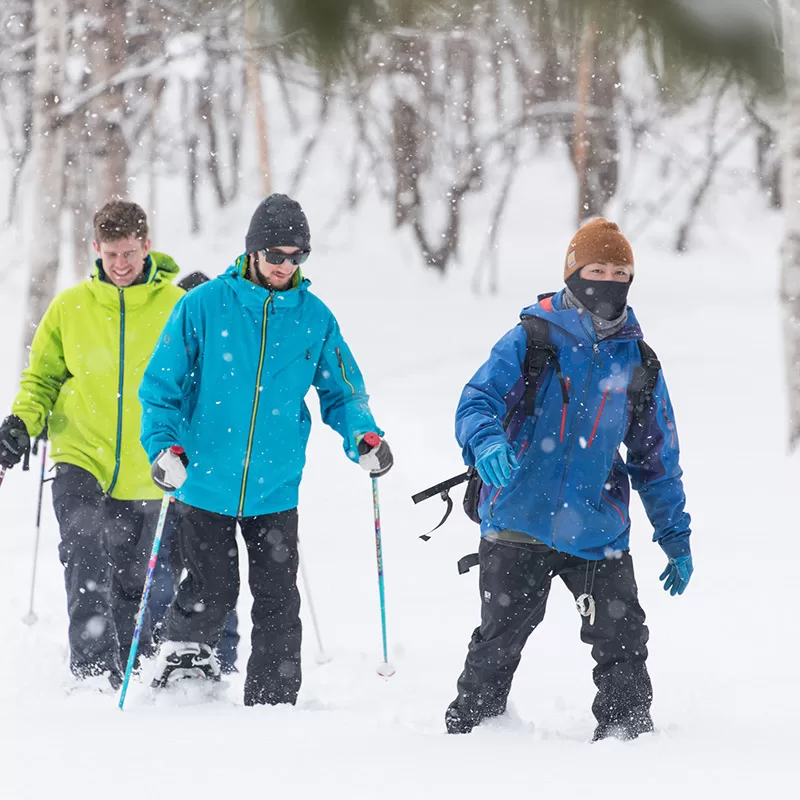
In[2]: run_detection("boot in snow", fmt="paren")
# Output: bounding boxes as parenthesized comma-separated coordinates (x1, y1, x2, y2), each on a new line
(592, 709, 654, 742)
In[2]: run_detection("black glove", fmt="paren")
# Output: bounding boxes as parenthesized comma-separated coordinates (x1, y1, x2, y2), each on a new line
(0, 414, 30, 469)
(357, 433, 393, 478)
(151, 446, 189, 492)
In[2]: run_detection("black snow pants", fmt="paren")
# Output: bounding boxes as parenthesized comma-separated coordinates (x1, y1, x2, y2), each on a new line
(52, 464, 159, 680)
(163, 501, 301, 707)
(449, 537, 653, 736)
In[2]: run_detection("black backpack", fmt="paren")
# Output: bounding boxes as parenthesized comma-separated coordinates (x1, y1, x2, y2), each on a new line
(411, 312, 661, 537)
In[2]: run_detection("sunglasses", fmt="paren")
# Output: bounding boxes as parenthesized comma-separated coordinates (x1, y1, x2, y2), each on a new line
(260, 249, 310, 266)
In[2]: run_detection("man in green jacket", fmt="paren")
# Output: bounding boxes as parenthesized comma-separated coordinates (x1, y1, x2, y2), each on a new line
(0, 200, 183, 689)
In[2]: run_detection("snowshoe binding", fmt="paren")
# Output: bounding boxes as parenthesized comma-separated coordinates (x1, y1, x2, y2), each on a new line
(151, 642, 221, 688)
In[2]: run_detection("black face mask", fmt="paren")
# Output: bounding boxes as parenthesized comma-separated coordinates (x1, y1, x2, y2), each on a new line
(565, 274, 631, 321)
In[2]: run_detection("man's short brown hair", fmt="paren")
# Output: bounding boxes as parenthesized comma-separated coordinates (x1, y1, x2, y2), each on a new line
(93, 200, 149, 243)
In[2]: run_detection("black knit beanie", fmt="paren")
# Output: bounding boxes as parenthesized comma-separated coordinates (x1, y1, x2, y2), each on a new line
(245, 194, 310, 254)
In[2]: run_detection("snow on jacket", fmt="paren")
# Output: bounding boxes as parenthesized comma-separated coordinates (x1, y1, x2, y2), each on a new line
(12, 253, 184, 500)
(139, 257, 382, 518)
(456, 289, 691, 561)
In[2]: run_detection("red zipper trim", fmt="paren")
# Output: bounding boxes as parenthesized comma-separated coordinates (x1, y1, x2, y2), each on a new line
(602, 493, 626, 523)
(587, 390, 609, 448)
(559, 377, 571, 442)
(662, 397, 676, 447)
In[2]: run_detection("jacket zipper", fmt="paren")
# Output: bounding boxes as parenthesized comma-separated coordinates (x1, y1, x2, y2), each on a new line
(553, 341, 598, 545)
(237, 293, 272, 517)
(587, 389, 609, 448)
(336, 347, 356, 394)
(107, 289, 126, 495)
(559, 376, 571, 442)
(488, 439, 529, 517)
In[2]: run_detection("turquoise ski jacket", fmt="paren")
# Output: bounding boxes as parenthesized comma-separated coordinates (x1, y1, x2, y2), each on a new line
(139, 258, 382, 517)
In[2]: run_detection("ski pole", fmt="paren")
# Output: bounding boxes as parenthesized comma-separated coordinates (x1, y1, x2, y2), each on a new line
(22, 437, 50, 626)
(0, 466, 5, 488)
(370, 476, 394, 677)
(298, 542, 330, 664)
(119, 490, 172, 710)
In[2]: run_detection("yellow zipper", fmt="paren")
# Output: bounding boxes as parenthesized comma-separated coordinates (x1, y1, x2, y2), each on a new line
(237, 294, 272, 517)
(336, 347, 356, 394)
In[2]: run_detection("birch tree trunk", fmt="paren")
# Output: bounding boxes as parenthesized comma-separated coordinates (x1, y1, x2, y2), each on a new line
(86, 0, 128, 202)
(23, 0, 67, 356)
(781, 0, 800, 449)
(245, 1, 271, 196)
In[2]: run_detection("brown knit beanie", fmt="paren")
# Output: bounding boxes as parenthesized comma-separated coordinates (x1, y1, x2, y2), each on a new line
(564, 218, 634, 280)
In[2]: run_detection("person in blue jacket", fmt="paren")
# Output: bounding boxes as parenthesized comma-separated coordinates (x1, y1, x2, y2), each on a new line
(445, 218, 693, 741)
(139, 194, 393, 705)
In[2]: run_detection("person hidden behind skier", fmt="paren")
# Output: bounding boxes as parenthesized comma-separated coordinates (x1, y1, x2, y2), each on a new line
(0, 201, 184, 691)
(445, 218, 693, 741)
(139, 193, 393, 705)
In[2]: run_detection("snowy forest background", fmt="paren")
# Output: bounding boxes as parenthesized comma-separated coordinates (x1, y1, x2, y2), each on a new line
(5, 0, 800, 438)
(3, 2, 800, 797)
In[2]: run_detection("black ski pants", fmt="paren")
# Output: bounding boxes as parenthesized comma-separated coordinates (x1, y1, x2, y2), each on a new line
(163, 502, 301, 707)
(52, 464, 158, 679)
(451, 537, 652, 731)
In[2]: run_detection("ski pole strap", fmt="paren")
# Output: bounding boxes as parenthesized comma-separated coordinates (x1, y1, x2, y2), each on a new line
(31, 424, 48, 457)
(411, 470, 471, 541)
(457, 552, 479, 575)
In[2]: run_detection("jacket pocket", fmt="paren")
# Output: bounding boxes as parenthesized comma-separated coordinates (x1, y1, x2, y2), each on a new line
(600, 492, 627, 524)
(335, 347, 357, 394)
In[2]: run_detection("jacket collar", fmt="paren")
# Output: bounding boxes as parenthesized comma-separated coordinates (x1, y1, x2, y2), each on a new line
(221, 256, 311, 310)
(86, 252, 177, 310)
(525, 289, 643, 342)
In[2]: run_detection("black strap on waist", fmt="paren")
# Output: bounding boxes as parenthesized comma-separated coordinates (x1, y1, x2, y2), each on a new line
(457, 552, 479, 574)
(411, 469, 471, 540)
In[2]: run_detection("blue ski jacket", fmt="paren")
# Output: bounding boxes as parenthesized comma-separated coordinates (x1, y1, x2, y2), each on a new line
(139, 257, 382, 518)
(456, 290, 691, 560)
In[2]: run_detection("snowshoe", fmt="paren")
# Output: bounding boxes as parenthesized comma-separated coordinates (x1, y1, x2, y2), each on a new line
(151, 642, 221, 688)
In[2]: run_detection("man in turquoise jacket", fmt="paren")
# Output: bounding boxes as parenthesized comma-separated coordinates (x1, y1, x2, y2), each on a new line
(139, 194, 392, 705)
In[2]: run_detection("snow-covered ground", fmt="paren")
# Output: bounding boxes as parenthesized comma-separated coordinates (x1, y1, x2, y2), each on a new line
(2, 78, 798, 799)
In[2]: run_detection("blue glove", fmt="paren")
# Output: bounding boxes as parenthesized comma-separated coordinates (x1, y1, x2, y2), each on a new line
(659, 555, 693, 596)
(475, 442, 519, 488)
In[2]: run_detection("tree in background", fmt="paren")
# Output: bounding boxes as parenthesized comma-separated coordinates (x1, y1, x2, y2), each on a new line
(4, 0, 789, 384)
(780, 0, 800, 448)
(269, 1, 782, 281)
(24, 0, 67, 354)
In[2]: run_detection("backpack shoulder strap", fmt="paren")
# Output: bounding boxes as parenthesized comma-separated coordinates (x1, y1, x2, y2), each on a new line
(628, 340, 661, 417)
(519, 315, 568, 415)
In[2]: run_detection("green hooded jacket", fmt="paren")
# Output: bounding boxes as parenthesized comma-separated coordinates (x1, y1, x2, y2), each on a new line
(12, 252, 184, 500)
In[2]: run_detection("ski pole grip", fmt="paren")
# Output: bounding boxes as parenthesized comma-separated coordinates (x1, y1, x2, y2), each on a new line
(358, 432, 381, 455)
